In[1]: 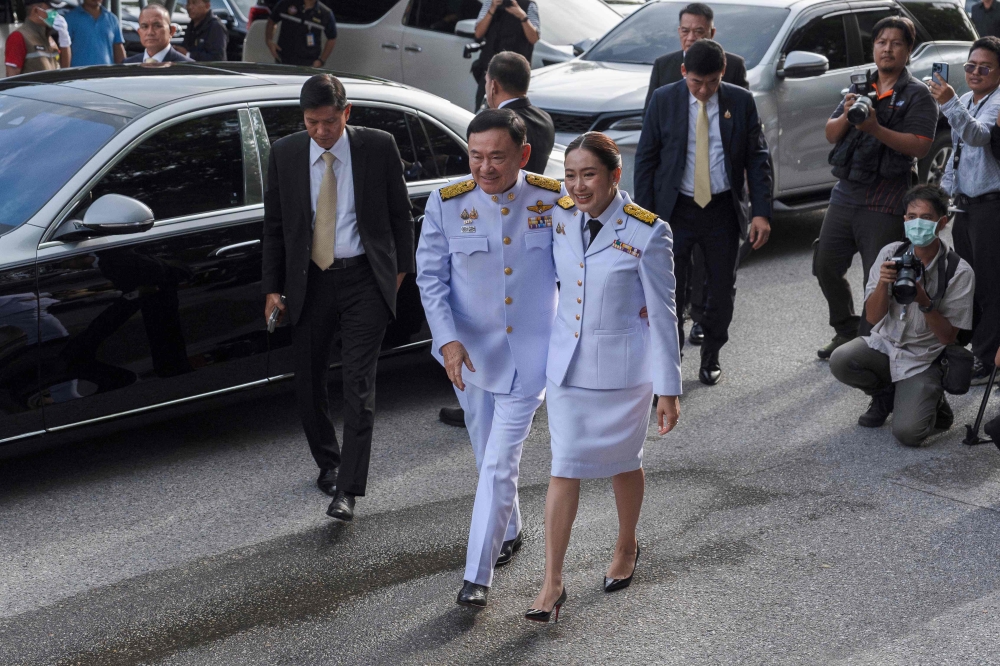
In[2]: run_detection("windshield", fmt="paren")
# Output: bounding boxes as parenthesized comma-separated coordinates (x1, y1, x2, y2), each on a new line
(0, 96, 125, 236)
(584, 2, 788, 69)
(538, 0, 623, 45)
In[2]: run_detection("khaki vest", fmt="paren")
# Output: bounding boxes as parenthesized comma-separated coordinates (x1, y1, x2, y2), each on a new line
(16, 20, 59, 73)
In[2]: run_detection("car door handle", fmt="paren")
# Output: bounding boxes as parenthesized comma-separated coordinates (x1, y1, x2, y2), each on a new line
(381, 42, 400, 50)
(404, 45, 422, 53)
(211, 239, 260, 257)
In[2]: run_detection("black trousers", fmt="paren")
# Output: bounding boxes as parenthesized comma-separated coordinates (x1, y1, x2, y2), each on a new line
(672, 193, 741, 356)
(815, 203, 904, 339)
(953, 199, 1000, 364)
(293, 260, 390, 496)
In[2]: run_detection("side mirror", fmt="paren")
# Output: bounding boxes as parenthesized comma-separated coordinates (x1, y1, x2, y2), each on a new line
(53, 194, 155, 242)
(778, 51, 830, 79)
(455, 18, 477, 39)
(573, 38, 595, 56)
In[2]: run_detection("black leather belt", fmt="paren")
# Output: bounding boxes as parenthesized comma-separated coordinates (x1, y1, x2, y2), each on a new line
(677, 190, 732, 205)
(312, 255, 368, 271)
(954, 192, 1000, 206)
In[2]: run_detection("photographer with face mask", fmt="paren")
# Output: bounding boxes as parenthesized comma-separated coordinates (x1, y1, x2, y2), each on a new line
(4, 0, 63, 76)
(830, 185, 975, 447)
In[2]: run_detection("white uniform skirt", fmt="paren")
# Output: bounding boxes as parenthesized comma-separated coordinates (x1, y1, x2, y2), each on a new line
(546, 378, 654, 479)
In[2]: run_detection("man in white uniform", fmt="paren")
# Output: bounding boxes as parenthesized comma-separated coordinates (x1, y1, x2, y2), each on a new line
(416, 109, 560, 608)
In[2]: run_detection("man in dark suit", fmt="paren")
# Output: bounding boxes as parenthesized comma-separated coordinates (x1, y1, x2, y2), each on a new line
(123, 4, 194, 63)
(643, 3, 747, 110)
(634, 39, 771, 386)
(262, 74, 414, 522)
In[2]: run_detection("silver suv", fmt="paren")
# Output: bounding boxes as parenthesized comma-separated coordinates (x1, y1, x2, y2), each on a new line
(527, 0, 977, 214)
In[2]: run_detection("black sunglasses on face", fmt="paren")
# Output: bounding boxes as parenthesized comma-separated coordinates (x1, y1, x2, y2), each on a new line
(965, 62, 995, 76)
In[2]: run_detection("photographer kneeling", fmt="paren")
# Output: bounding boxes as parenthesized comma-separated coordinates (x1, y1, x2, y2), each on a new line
(830, 185, 975, 447)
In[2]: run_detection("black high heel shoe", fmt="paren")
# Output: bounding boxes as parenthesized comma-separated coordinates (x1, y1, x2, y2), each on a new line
(604, 542, 640, 593)
(524, 587, 567, 623)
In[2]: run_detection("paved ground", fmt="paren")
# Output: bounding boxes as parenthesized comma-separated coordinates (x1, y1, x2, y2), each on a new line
(2, 212, 1000, 666)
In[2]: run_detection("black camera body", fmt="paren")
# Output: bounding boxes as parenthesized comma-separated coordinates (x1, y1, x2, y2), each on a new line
(846, 71, 877, 125)
(890, 247, 924, 305)
(502, 0, 514, 6)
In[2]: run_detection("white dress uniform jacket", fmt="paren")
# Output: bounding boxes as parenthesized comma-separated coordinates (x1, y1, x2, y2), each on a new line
(417, 171, 559, 396)
(547, 190, 683, 397)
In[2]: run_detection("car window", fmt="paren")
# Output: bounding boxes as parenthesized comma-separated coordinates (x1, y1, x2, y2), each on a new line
(583, 2, 788, 69)
(785, 14, 849, 71)
(90, 111, 245, 221)
(418, 117, 470, 177)
(901, 1, 975, 42)
(328, 0, 398, 24)
(404, 0, 482, 34)
(537, 0, 622, 45)
(0, 95, 126, 237)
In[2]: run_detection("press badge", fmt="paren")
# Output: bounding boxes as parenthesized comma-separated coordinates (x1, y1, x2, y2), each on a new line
(306, 33, 316, 48)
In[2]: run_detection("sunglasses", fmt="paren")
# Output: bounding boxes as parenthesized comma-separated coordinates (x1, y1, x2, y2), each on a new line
(964, 62, 995, 76)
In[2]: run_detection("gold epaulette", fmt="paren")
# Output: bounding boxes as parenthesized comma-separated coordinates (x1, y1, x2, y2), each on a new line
(525, 173, 562, 193)
(556, 195, 575, 210)
(440, 179, 476, 201)
(623, 203, 657, 226)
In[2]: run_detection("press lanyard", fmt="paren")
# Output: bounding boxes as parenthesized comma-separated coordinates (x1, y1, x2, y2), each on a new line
(952, 89, 997, 173)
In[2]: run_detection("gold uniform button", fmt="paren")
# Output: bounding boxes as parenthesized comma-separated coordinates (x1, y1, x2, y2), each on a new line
(506, 326, 513, 334)
(503, 237, 511, 245)
(505, 296, 512, 305)
(577, 280, 582, 286)
(505, 267, 513, 275)
(501, 207, 510, 216)
(574, 332, 579, 338)
(579, 262, 584, 268)
(576, 297, 582, 303)
(507, 192, 516, 201)
(491, 195, 499, 203)
(575, 314, 581, 320)
(617, 218, 623, 225)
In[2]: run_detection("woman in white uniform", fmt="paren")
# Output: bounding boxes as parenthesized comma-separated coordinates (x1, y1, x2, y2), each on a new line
(525, 132, 683, 623)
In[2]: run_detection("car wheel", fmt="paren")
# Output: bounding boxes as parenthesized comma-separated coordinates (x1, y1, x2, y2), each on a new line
(918, 133, 952, 186)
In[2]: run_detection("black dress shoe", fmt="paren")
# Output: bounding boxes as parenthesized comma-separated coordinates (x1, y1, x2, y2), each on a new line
(699, 352, 721, 386)
(326, 491, 355, 522)
(495, 531, 523, 567)
(524, 587, 567, 623)
(456, 580, 489, 608)
(688, 322, 705, 346)
(439, 406, 466, 428)
(604, 543, 640, 593)
(316, 467, 338, 497)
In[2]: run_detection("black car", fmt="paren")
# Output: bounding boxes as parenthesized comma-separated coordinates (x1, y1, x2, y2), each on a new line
(0, 63, 524, 445)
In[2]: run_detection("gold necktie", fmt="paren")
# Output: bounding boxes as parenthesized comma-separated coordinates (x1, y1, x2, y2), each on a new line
(311, 152, 338, 270)
(694, 99, 712, 208)
(145, 57, 157, 63)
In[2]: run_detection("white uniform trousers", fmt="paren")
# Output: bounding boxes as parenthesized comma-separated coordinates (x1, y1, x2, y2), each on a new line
(454, 371, 543, 586)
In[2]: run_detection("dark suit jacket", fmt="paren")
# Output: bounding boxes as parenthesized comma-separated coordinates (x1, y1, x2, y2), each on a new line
(124, 46, 194, 63)
(503, 97, 555, 174)
(262, 126, 415, 324)
(644, 50, 748, 109)
(634, 80, 772, 239)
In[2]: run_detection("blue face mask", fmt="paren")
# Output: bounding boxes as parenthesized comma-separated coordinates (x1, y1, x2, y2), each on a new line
(44, 9, 58, 26)
(904, 217, 938, 247)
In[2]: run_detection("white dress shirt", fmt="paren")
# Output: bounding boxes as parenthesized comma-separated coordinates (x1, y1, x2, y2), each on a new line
(581, 189, 624, 246)
(144, 45, 172, 62)
(309, 132, 363, 259)
(497, 97, 521, 109)
(680, 90, 730, 197)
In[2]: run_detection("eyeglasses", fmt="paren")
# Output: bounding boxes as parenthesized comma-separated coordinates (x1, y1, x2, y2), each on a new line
(964, 62, 995, 76)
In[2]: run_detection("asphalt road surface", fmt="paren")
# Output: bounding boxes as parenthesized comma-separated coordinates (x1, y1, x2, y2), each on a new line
(3, 212, 1000, 666)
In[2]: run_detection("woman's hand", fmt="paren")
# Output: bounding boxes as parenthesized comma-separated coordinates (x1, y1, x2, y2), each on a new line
(656, 395, 680, 435)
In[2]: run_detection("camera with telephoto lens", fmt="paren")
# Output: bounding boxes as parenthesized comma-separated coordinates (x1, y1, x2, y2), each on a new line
(502, 0, 514, 6)
(890, 247, 924, 305)
(845, 71, 876, 125)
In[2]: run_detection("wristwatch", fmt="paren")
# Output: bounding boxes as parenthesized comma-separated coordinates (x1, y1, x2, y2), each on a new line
(521, 15, 529, 22)
(919, 301, 935, 313)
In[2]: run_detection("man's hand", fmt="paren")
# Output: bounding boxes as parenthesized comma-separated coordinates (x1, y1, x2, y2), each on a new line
(264, 292, 286, 325)
(267, 41, 281, 60)
(442, 341, 475, 391)
(842, 92, 858, 115)
(396, 272, 406, 291)
(855, 103, 880, 134)
(639, 306, 649, 326)
(505, 1, 527, 19)
(490, 0, 504, 9)
(877, 260, 899, 287)
(928, 73, 956, 105)
(914, 279, 932, 309)
(749, 216, 771, 250)
(312, 59, 324, 68)
(657, 395, 680, 435)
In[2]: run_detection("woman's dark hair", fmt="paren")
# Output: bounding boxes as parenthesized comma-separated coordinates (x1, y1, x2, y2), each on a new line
(970, 36, 1000, 64)
(902, 184, 949, 218)
(566, 132, 622, 172)
(466, 108, 527, 146)
(871, 16, 916, 50)
(684, 39, 726, 76)
(300, 74, 348, 112)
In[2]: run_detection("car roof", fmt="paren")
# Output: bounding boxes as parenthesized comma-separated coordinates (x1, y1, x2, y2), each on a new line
(0, 63, 408, 119)
(643, 0, 864, 9)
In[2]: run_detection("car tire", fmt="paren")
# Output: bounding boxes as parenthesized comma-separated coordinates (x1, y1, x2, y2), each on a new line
(918, 132, 952, 186)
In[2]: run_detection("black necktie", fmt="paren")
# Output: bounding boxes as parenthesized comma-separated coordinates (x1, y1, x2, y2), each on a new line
(586, 216, 603, 249)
